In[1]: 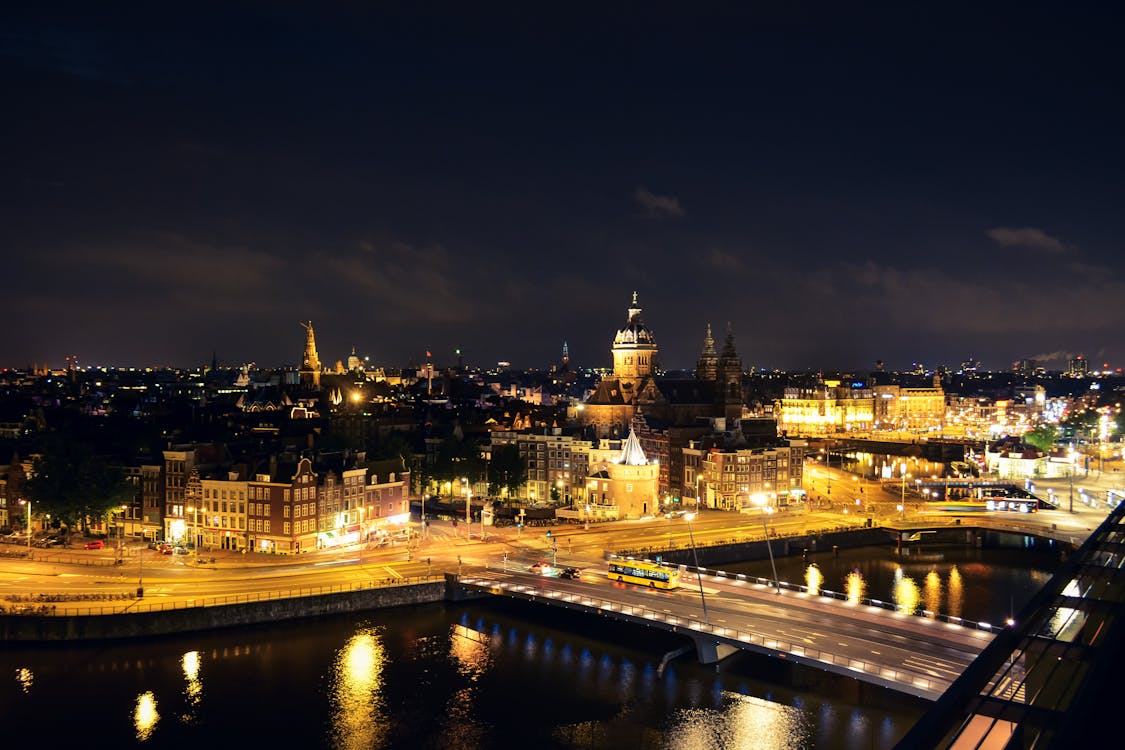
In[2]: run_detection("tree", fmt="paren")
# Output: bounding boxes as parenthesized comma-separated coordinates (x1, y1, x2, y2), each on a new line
(1023, 426, 1058, 452)
(429, 435, 485, 497)
(24, 437, 134, 536)
(487, 443, 527, 502)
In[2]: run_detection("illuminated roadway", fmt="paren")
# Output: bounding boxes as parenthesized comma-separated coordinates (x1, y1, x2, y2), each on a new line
(457, 565, 992, 700)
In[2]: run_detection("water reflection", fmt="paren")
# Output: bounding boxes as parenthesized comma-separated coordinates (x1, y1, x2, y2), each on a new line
(666, 693, 809, 749)
(923, 570, 942, 615)
(806, 564, 823, 597)
(892, 567, 920, 614)
(15, 667, 32, 694)
(133, 690, 159, 741)
(329, 628, 387, 750)
(845, 570, 866, 605)
(948, 566, 963, 618)
(181, 650, 202, 721)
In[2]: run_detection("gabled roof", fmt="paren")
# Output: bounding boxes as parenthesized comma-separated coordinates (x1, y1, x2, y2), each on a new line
(585, 378, 629, 405)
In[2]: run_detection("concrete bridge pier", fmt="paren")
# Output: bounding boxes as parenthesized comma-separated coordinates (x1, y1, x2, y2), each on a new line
(691, 635, 740, 665)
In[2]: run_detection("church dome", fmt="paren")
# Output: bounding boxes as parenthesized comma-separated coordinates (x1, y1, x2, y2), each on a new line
(613, 292, 657, 347)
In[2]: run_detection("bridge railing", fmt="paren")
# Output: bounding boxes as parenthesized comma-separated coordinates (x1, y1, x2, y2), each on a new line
(464, 576, 946, 696)
(619, 559, 1003, 634)
(615, 523, 864, 558)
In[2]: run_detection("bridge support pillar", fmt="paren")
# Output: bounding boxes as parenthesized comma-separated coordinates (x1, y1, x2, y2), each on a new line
(690, 636, 739, 665)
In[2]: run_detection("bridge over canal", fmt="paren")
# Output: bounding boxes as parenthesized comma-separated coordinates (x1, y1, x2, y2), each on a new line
(452, 565, 1001, 701)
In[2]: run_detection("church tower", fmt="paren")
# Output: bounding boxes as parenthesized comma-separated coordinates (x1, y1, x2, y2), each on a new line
(299, 321, 322, 387)
(695, 323, 718, 381)
(715, 322, 743, 419)
(611, 291, 658, 399)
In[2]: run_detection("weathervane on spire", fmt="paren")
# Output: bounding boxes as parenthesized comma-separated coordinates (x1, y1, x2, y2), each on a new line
(632, 290, 638, 305)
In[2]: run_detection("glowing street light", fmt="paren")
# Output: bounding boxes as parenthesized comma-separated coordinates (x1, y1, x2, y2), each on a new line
(19, 499, 30, 550)
(751, 493, 781, 594)
(186, 505, 199, 557)
(682, 512, 710, 624)
(461, 478, 471, 540)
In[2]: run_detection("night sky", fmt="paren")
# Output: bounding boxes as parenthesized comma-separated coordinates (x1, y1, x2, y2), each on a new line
(4, 4, 1123, 373)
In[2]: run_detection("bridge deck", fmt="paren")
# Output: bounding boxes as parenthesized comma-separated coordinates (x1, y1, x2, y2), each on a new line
(458, 567, 994, 700)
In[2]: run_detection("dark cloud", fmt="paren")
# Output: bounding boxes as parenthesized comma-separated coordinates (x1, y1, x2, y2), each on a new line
(635, 188, 685, 219)
(2, 5, 1123, 372)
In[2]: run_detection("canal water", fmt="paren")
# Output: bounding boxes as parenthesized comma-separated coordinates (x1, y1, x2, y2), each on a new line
(0, 534, 1062, 750)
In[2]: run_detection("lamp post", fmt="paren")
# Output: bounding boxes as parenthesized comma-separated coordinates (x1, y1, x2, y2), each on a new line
(900, 468, 911, 515)
(20, 499, 30, 550)
(682, 512, 710, 624)
(186, 505, 199, 557)
(751, 493, 781, 594)
(821, 445, 832, 499)
(462, 478, 471, 540)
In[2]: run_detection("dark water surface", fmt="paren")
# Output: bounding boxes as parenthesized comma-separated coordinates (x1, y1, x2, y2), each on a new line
(0, 534, 1063, 750)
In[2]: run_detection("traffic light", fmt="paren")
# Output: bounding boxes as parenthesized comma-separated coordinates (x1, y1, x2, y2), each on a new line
(546, 530, 552, 538)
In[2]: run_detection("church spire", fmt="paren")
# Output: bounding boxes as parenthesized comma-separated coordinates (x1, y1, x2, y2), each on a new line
(696, 322, 718, 380)
(299, 321, 322, 387)
(715, 322, 743, 415)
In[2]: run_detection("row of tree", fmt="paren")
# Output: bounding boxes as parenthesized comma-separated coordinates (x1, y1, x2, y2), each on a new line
(18, 437, 135, 536)
(418, 438, 528, 504)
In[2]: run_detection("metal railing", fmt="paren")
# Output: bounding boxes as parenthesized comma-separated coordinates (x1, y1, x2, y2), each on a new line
(0, 575, 443, 617)
(461, 576, 947, 697)
(664, 563, 1002, 633)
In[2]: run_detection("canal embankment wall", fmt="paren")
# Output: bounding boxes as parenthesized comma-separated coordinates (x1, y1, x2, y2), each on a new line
(1, 580, 450, 643)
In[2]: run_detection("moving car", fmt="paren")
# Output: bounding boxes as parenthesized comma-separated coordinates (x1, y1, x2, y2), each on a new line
(83, 539, 105, 550)
(558, 567, 581, 579)
(529, 562, 552, 575)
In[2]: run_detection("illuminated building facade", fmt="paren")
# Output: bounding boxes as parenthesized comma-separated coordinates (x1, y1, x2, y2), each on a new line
(682, 439, 805, 510)
(198, 472, 248, 551)
(585, 427, 659, 519)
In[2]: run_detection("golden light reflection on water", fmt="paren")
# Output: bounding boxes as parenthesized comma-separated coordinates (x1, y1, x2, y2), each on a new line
(330, 628, 388, 750)
(437, 624, 496, 747)
(16, 667, 33, 693)
(134, 691, 159, 741)
(948, 566, 963, 618)
(923, 570, 942, 616)
(805, 564, 822, 597)
(893, 571, 920, 614)
(182, 650, 202, 715)
(845, 571, 866, 606)
(450, 623, 494, 680)
(665, 693, 808, 749)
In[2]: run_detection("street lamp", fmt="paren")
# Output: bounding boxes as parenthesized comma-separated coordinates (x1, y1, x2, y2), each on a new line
(751, 493, 781, 594)
(186, 505, 199, 557)
(825, 444, 832, 498)
(682, 512, 710, 624)
(461, 478, 471, 540)
(19, 499, 30, 550)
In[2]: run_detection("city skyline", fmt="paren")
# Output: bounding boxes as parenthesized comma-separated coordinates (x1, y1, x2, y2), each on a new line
(5, 5, 1123, 372)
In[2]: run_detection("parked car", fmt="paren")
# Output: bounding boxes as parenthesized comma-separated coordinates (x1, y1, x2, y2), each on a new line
(172, 545, 189, 555)
(83, 539, 105, 550)
(558, 567, 582, 579)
